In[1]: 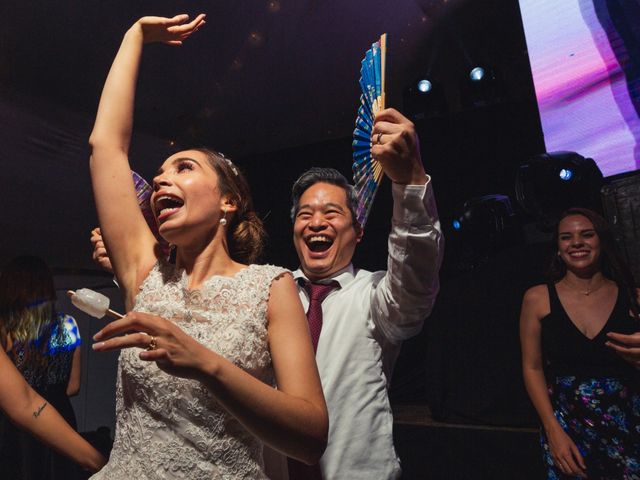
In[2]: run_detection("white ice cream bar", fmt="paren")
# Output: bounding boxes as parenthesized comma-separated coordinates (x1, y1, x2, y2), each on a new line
(67, 288, 123, 319)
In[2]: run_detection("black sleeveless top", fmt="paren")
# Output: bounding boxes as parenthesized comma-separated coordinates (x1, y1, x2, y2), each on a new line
(540, 283, 640, 380)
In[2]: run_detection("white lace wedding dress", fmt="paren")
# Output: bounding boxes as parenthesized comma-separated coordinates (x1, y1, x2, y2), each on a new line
(91, 261, 288, 479)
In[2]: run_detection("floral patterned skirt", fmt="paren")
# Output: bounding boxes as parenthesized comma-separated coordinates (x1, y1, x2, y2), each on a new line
(541, 376, 640, 479)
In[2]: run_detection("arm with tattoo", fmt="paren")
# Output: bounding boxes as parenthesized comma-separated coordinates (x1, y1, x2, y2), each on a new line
(0, 348, 105, 471)
(33, 401, 47, 418)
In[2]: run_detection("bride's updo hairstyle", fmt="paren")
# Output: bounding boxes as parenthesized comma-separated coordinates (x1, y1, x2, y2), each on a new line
(192, 148, 266, 264)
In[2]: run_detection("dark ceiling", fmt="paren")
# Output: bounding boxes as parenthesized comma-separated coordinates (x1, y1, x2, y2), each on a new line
(0, 0, 455, 155)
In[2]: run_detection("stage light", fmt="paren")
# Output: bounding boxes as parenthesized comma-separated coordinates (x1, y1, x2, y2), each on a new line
(452, 195, 515, 239)
(469, 66, 486, 82)
(403, 78, 447, 120)
(459, 66, 503, 109)
(417, 79, 433, 93)
(515, 151, 604, 226)
(559, 168, 573, 181)
(449, 194, 521, 269)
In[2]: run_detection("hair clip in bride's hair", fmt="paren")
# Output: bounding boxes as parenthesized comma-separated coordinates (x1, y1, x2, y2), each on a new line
(221, 155, 238, 177)
(217, 151, 238, 176)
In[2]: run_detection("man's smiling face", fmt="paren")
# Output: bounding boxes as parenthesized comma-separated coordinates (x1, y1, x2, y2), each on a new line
(293, 182, 362, 281)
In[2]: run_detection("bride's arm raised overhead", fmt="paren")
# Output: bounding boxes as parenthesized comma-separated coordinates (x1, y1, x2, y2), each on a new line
(90, 15, 328, 465)
(88, 14, 205, 306)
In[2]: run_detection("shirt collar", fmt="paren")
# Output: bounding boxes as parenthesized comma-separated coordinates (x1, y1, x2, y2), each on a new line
(292, 264, 355, 289)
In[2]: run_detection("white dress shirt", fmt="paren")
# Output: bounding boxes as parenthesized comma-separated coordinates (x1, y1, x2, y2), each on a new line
(293, 179, 443, 480)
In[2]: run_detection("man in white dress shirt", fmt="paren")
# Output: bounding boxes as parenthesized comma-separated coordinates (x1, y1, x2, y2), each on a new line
(289, 108, 443, 479)
(90, 107, 443, 479)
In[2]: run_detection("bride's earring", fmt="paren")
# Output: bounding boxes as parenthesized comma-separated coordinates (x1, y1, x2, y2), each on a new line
(220, 209, 228, 226)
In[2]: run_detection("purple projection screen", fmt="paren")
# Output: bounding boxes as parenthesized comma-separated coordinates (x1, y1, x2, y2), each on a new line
(519, 0, 640, 177)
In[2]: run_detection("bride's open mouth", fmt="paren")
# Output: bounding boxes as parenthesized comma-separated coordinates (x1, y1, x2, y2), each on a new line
(155, 194, 184, 221)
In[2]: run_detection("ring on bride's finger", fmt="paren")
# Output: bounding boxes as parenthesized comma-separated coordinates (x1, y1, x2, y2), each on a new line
(146, 336, 157, 351)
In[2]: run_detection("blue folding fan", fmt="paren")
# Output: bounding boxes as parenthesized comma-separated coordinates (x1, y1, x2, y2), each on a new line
(352, 33, 387, 227)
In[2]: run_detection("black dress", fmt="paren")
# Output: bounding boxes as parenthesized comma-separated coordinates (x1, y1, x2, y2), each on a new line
(540, 284, 640, 479)
(0, 313, 82, 480)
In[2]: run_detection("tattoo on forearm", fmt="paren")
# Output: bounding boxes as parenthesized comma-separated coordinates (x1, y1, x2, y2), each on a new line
(33, 402, 47, 418)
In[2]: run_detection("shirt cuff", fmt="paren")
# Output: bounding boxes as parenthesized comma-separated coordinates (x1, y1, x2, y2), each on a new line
(391, 175, 436, 225)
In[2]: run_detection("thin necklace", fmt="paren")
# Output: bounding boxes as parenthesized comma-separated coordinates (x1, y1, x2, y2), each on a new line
(564, 278, 606, 296)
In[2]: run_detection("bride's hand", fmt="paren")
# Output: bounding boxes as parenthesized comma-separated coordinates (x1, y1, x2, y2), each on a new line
(92, 311, 215, 380)
(132, 13, 206, 45)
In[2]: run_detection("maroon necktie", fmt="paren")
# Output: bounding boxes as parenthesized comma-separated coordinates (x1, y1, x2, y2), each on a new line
(304, 281, 338, 352)
(287, 281, 339, 480)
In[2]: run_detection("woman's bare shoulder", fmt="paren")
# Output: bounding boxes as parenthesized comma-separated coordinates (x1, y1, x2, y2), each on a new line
(522, 284, 551, 317)
(523, 284, 548, 300)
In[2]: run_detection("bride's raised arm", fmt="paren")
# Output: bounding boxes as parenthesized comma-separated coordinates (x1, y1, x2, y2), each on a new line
(88, 14, 205, 302)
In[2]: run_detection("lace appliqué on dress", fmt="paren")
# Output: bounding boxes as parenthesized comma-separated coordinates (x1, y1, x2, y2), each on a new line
(92, 263, 289, 480)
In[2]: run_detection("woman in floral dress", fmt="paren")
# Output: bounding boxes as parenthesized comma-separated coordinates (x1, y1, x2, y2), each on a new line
(520, 208, 640, 479)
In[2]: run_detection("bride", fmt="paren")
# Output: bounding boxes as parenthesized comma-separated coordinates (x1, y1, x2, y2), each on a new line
(88, 13, 328, 479)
